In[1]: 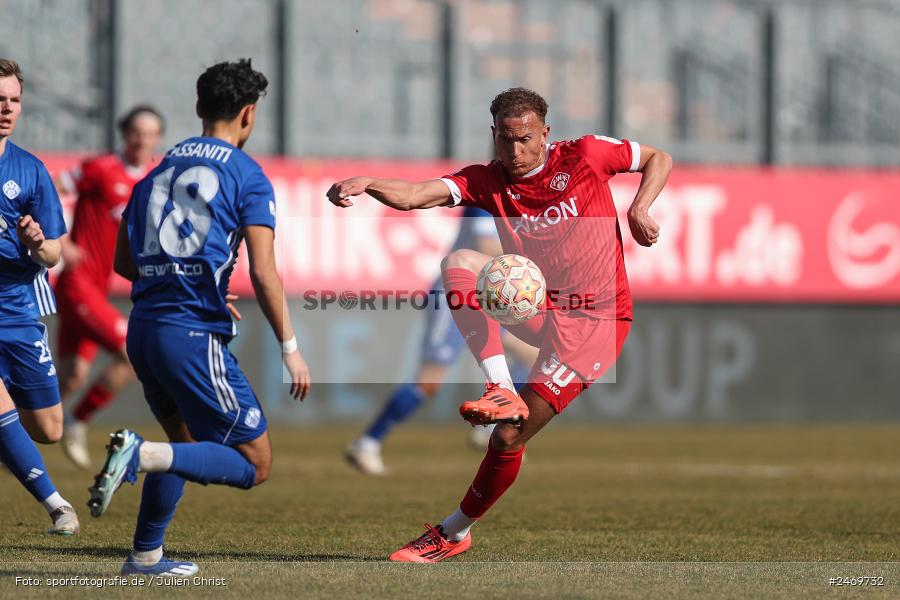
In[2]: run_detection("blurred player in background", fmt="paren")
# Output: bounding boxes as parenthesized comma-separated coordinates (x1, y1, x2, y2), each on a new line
(88, 59, 311, 577)
(55, 105, 164, 469)
(329, 87, 671, 562)
(345, 206, 538, 475)
(0, 58, 79, 535)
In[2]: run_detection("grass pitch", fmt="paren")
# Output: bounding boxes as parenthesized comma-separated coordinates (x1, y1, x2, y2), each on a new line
(1, 423, 899, 598)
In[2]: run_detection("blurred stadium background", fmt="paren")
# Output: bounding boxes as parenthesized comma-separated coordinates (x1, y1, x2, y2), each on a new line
(1, 0, 898, 423)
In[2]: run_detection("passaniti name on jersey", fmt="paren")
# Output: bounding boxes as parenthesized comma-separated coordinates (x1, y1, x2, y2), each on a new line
(166, 141, 234, 163)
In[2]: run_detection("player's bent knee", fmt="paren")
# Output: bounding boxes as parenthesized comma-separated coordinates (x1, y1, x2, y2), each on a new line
(440, 250, 467, 272)
(251, 458, 271, 486)
(235, 434, 272, 488)
(490, 425, 524, 452)
(252, 471, 269, 486)
(20, 411, 64, 444)
(31, 423, 63, 444)
(441, 249, 485, 274)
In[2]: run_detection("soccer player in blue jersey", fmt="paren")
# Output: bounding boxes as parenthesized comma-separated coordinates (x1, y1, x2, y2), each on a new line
(0, 58, 80, 535)
(345, 206, 537, 475)
(89, 59, 310, 577)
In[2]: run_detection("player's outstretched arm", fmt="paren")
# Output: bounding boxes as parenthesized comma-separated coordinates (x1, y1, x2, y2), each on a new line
(244, 225, 310, 401)
(113, 219, 137, 281)
(627, 144, 673, 247)
(327, 176, 451, 211)
(16, 215, 61, 268)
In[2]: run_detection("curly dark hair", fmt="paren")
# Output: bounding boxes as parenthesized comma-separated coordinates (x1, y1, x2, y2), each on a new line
(489, 87, 548, 123)
(117, 105, 165, 134)
(196, 59, 268, 122)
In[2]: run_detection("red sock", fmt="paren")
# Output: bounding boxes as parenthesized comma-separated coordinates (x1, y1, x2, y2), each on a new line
(459, 443, 526, 519)
(73, 383, 115, 423)
(442, 267, 504, 361)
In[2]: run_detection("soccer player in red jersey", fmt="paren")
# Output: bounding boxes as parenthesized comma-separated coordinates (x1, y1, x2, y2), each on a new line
(55, 106, 164, 469)
(328, 88, 672, 562)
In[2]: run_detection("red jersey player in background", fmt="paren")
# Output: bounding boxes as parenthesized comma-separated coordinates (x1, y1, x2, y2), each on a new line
(328, 88, 672, 562)
(55, 106, 164, 469)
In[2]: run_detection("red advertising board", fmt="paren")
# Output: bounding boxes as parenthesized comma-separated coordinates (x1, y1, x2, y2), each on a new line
(613, 169, 900, 302)
(42, 155, 900, 303)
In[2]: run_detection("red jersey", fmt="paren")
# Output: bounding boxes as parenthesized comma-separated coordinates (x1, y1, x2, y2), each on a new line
(60, 154, 151, 289)
(442, 135, 640, 320)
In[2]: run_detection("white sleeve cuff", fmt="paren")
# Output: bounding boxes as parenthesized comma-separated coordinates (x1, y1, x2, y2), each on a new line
(629, 141, 641, 172)
(440, 178, 463, 207)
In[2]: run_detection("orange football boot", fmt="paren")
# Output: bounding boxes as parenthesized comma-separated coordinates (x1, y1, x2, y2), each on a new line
(459, 383, 529, 426)
(389, 523, 472, 563)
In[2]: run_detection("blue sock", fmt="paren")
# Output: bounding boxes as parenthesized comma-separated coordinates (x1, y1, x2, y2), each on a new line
(364, 383, 426, 441)
(0, 409, 57, 503)
(168, 442, 256, 489)
(510, 363, 530, 392)
(133, 472, 186, 551)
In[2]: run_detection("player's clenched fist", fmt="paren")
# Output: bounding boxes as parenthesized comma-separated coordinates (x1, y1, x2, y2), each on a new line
(326, 176, 373, 208)
(16, 215, 46, 250)
(627, 208, 660, 247)
(283, 350, 311, 401)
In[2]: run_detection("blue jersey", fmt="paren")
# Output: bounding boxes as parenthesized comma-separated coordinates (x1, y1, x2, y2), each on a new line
(452, 206, 495, 252)
(0, 142, 66, 325)
(124, 137, 275, 336)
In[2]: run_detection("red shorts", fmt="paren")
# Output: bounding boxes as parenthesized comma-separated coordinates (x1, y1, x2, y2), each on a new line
(55, 275, 127, 362)
(506, 312, 631, 413)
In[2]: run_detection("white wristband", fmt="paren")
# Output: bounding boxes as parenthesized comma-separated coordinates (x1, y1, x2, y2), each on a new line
(281, 336, 298, 354)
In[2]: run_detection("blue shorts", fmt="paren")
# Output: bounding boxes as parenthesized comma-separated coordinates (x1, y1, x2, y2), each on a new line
(126, 318, 267, 446)
(0, 322, 61, 410)
(420, 283, 466, 366)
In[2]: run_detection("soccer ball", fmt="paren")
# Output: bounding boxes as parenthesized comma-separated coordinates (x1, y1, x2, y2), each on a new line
(476, 254, 546, 325)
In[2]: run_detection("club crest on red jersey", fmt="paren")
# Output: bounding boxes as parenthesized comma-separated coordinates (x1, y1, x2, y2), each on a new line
(549, 172, 570, 192)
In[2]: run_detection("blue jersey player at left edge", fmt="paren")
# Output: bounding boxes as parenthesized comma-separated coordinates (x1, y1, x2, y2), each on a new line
(0, 59, 80, 535)
(88, 59, 311, 577)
